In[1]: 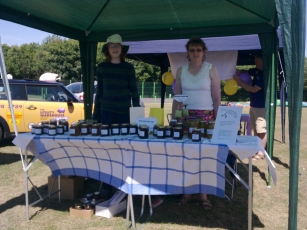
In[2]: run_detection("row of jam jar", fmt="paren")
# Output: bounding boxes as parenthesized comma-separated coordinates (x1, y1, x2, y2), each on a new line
(167, 119, 216, 140)
(139, 124, 199, 141)
(32, 119, 69, 136)
(69, 123, 139, 136)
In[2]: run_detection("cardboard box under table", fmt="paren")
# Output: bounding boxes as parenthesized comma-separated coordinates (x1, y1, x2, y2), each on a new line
(70, 207, 94, 219)
(95, 199, 127, 219)
(48, 175, 84, 200)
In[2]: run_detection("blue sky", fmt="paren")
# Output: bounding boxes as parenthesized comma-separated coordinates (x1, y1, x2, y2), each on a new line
(1, 19, 307, 57)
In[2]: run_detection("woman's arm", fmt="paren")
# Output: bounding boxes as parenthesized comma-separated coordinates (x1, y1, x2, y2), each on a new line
(172, 68, 183, 119)
(210, 65, 221, 118)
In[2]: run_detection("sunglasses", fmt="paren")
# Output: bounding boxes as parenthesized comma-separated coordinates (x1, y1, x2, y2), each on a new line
(189, 48, 203, 53)
(109, 44, 122, 49)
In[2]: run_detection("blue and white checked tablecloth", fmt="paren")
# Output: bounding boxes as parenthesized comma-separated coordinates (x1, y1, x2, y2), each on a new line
(13, 134, 276, 197)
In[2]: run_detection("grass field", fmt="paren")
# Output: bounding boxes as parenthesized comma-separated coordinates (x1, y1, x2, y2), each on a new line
(0, 103, 306, 230)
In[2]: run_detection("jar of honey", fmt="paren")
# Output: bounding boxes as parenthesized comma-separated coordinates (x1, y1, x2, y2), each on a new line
(206, 121, 215, 139)
(188, 118, 199, 139)
(199, 120, 208, 138)
(192, 128, 201, 142)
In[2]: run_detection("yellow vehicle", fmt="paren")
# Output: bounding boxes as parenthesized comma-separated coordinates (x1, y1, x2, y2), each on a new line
(0, 79, 84, 143)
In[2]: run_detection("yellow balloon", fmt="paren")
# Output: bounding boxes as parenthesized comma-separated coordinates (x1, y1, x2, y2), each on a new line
(224, 79, 238, 95)
(162, 72, 174, 85)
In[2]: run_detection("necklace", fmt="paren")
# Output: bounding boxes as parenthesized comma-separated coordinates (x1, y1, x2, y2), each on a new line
(188, 62, 205, 77)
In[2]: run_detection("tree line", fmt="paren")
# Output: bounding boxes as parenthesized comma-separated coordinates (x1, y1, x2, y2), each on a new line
(2, 35, 161, 82)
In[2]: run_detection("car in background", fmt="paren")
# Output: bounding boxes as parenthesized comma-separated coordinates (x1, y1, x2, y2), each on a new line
(0, 79, 84, 143)
(66, 81, 97, 102)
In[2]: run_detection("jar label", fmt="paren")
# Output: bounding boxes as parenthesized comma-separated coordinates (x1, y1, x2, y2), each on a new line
(200, 128, 205, 133)
(35, 129, 42, 135)
(207, 129, 213, 134)
(81, 128, 88, 134)
(174, 132, 179, 137)
(157, 131, 164, 136)
(112, 128, 119, 134)
(70, 129, 75, 134)
(166, 130, 171, 136)
(49, 129, 56, 135)
(121, 128, 128, 133)
(130, 127, 136, 133)
(92, 129, 98, 134)
(139, 130, 144, 137)
(56, 127, 63, 133)
(101, 129, 108, 135)
(64, 126, 68, 131)
(153, 129, 157, 135)
(43, 127, 48, 134)
(192, 134, 200, 140)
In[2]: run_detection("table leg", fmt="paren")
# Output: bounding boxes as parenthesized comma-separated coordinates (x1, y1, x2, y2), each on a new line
(126, 194, 136, 229)
(248, 156, 253, 230)
(24, 148, 29, 221)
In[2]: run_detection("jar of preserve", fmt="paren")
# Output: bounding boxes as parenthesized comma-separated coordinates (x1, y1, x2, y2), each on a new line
(169, 119, 177, 127)
(41, 120, 49, 134)
(199, 120, 208, 138)
(192, 128, 201, 142)
(129, 123, 138, 135)
(188, 118, 199, 139)
(173, 126, 183, 140)
(91, 123, 100, 136)
(59, 119, 69, 132)
(153, 124, 158, 136)
(48, 125, 57, 136)
(83, 201, 92, 210)
(70, 124, 80, 136)
(120, 123, 130, 135)
(43, 124, 50, 134)
(94, 191, 100, 200)
(80, 123, 89, 135)
(35, 125, 43, 135)
(86, 193, 93, 201)
(49, 119, 57, 126)
(206, 121, 215, 139)
(31, 124, 36, 134)
(138, 125, 149, 139)
(164, 125, 173, 137)
(87, 122, 93, 134)
(111, 124, 120, 135)
(157, 126, 165, 139)
(56, 125, 64, 135)
(100, 124, 110, 136)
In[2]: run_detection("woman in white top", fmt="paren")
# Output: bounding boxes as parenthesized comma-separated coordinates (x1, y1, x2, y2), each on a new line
(172, 37, 221, 210)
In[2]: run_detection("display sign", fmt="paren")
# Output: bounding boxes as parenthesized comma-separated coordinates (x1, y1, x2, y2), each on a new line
(211, 106, 243, 145)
